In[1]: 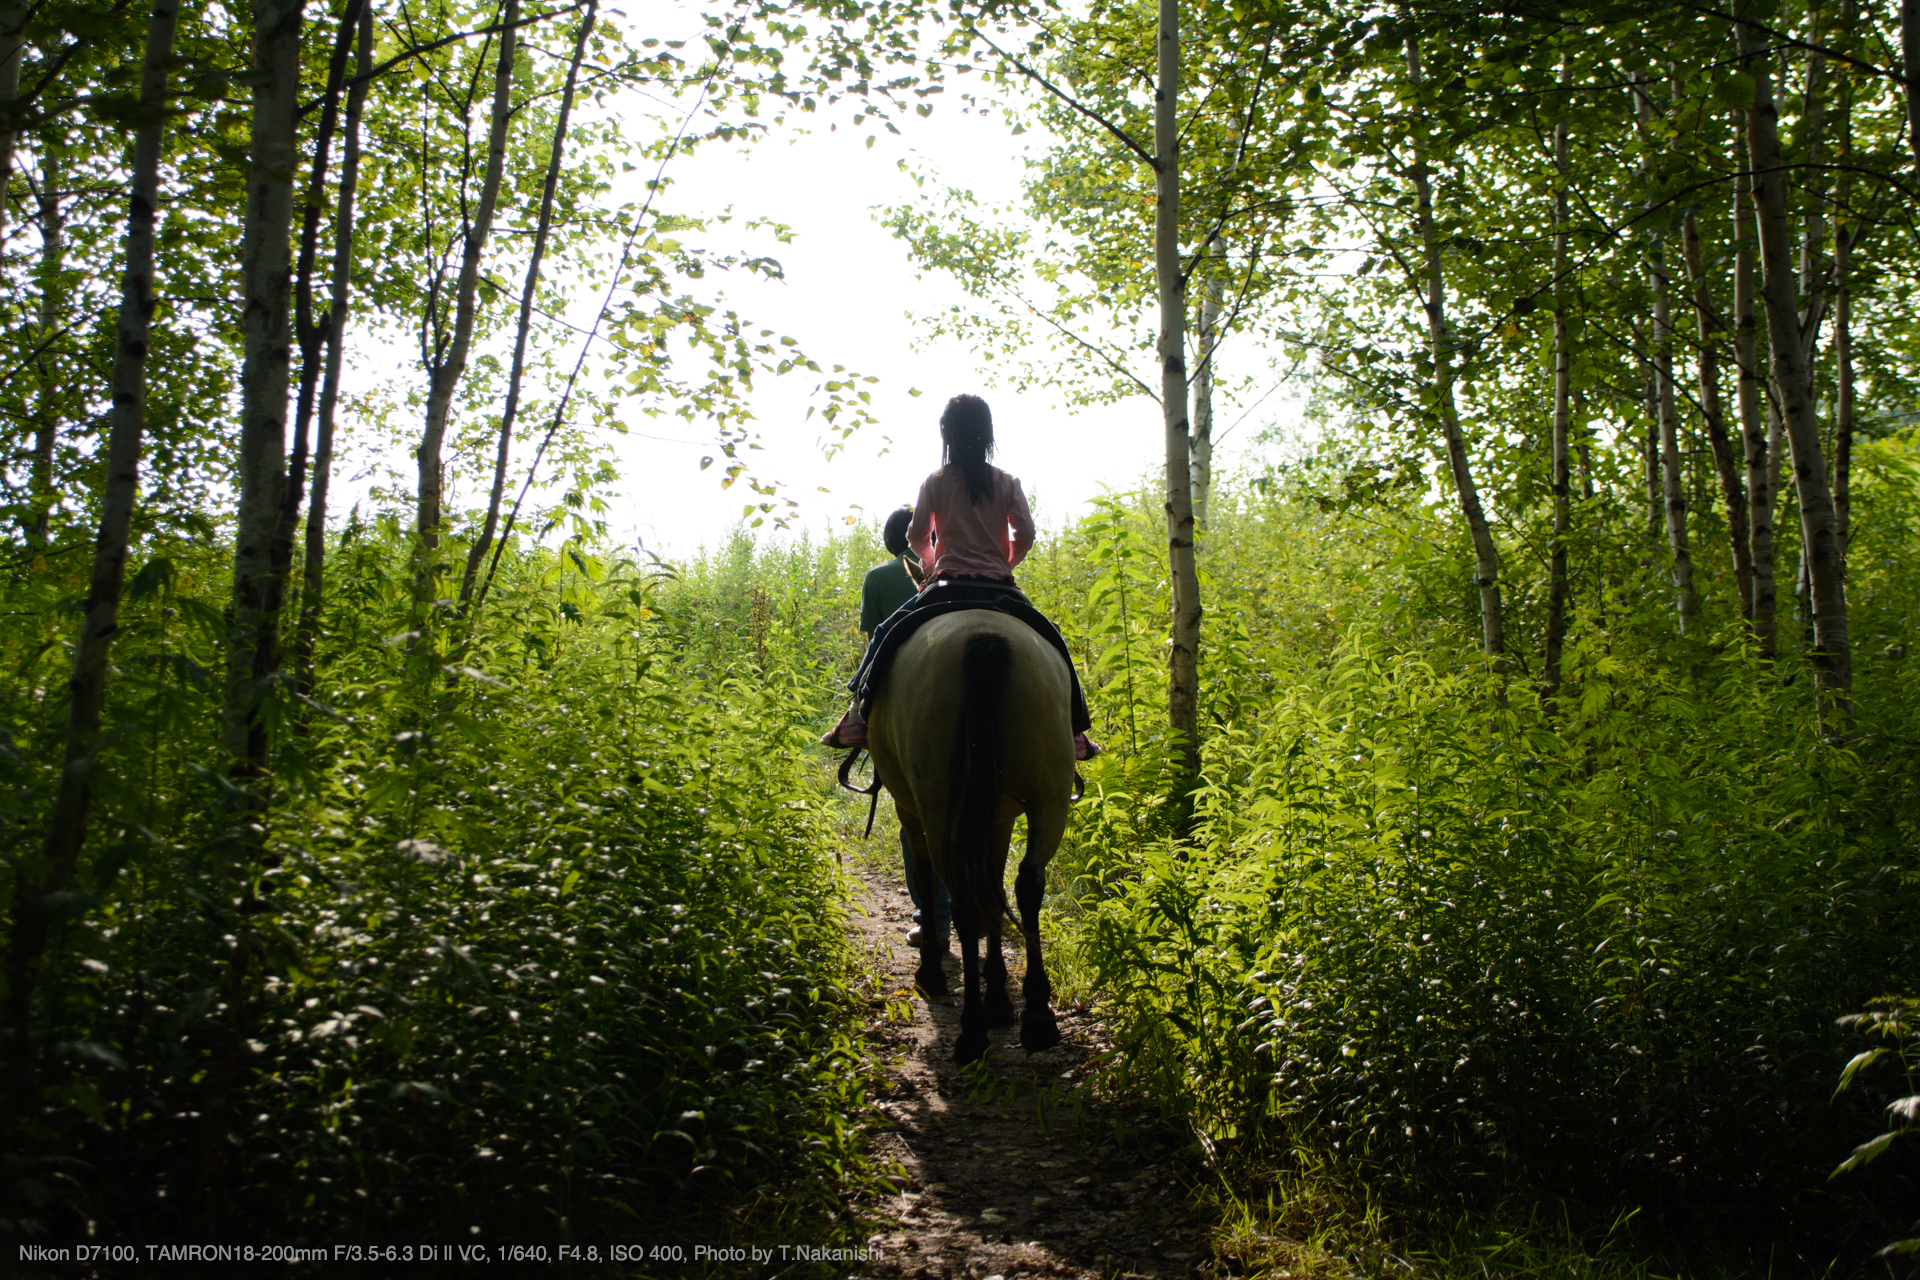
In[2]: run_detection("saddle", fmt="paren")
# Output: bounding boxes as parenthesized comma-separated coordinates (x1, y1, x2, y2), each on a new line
(851, 578, 1081, 722)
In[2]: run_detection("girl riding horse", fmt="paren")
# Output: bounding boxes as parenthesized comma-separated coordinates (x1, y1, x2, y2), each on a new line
(822, 394, 1099, 760)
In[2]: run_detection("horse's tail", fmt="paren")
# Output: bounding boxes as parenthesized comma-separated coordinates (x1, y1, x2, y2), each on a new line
(946, 631, 1015, 929)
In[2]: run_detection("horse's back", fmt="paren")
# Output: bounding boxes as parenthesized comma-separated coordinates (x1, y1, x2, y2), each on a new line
(869, 608, 1075, 813)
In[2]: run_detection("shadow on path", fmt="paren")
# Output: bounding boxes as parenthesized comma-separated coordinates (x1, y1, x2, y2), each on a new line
(844, 870, 1208, 1280)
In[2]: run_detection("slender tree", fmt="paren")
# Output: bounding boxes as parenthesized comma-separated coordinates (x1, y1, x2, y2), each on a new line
(224, 0, 305, 770)
(0, 0, 27, 244)
(1405, 20, 1503, 659)
(26, 140, 64, 548)
(4, 0, 179, 1108)
(275, 0, 371, 637)
(1738, 20, 1850, 714)
(460, 0, 598, 609)
(1155, 0, 1201, 774)
(416, 0, 520, 613)
(295, 4, 373, 697)
(1733, 163, 1777, 656)
(1681, 207, 1754, 615)
(1543, 89, 1571, 699)
(1635, 74, 1696, 626)
(1905, 0, 1919, 189)
(1190, 253, 1221, 533)
(1833, 0, 1857, 566)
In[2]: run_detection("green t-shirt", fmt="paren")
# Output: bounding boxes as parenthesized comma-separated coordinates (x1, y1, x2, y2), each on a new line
(860, 557, 919, 633)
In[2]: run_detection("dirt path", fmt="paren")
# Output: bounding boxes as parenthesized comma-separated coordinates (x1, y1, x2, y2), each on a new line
(843, 869, 1209, 1280)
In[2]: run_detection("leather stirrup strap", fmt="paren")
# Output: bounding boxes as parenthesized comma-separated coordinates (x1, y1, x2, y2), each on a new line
(837, 747, 884, 838)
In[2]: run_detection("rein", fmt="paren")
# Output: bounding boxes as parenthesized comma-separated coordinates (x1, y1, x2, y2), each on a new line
(836, 746, 884, 838)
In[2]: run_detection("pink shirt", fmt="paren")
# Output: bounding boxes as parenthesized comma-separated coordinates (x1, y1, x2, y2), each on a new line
(908, 464, 1035, 580)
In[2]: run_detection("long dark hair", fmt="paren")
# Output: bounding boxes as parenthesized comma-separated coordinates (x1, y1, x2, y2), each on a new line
(940, 394, 995, 505)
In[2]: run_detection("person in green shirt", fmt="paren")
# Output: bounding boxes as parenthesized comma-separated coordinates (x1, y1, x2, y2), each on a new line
(861, 506, 949, 949)
(860, 505, 924, 631)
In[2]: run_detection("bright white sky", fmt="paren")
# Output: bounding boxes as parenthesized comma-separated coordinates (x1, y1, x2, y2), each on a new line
(608, 103, 1147, 559)
(591, 36, 1295, 560)
(333, 18, 1301, 562)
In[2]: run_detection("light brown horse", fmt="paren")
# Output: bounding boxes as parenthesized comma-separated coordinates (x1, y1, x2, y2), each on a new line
(867, 610, 1076, 1063)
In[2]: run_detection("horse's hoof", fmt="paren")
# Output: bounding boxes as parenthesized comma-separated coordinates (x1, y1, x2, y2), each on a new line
(916, 969, 950, 999)
(1019, 1009, 1061, 1052)
(952, 1033, 990, 1064)
(985, 995, 1018, 1027)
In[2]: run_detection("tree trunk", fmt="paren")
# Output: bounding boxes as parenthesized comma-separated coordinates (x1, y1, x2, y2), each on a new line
(1681, 209, 1754, 616)
(274, 0, 368, 654)
(1189, 261, 1221, 534)
(1834, 0, 1856, 568)
(1739, 21, 1850, 715)
(1734, 162, 1777, 656)
(1798, 35, 1829, 365)
(224, 0, 304, 770)
(1904, 0, 1919, 192)
(27, 140, 63, 548)
(4, 0, 178, 1119)
(1155, 0, 1200, 775)
(1543, 105, 1570, 700)
(1634, 321, 1660, 539)
(1405, 30, 1501, 659)
(0, 0, 28, 247)
(415, 0, 519, 612)
(295, 4, 371, 699)
(460, 0, 598, 609)
(1635, 75, 1696, 627)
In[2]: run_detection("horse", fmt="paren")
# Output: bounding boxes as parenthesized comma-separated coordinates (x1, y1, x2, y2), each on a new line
(866, 609, 1076, 1063)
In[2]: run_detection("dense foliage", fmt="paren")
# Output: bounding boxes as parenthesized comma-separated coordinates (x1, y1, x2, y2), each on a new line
(1011, 461, 1920, 1268)
(1, 526, 885, 1249)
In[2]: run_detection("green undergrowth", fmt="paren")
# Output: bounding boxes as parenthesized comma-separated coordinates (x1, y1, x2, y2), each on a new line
(2, 519, 893, 1262)
(1014, 463, 1920, 1277)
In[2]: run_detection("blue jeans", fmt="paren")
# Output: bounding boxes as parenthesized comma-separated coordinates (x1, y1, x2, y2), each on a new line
(901, 828, 950, 939)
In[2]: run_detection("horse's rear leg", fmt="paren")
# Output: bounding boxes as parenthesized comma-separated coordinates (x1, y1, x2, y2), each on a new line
(953, 916, 989, 1064)
(983, 929, 1016, 1026)
(900, 812, 949, 998)
(979, 802, 1019, 1027)
(1015, 811, 1066, 1052)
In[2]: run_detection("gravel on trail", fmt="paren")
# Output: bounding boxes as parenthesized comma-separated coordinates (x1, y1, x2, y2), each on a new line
(842, 869, 1212, 1280)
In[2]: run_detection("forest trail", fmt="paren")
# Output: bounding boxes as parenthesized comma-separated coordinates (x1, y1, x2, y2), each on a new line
(841, 869, 1210, 1280)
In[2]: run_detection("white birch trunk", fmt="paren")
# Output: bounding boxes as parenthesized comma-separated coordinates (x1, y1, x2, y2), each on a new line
(0, 0, 28, 248)
(1155, 0, 1200, 775)
(224, 0, 304, 767)
(1734, 166, 1776, 656)
(1190, 259, 1221, 533)
(7, 0, 179, 1085)
(1406, 25, 1503, 658)
(1739, 22, 1851, 713)
(1544, 104, 1570, 698)
(1634, 75, 1696, 625)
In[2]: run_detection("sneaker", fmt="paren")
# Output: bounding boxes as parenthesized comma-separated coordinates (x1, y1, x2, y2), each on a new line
(907, 924, 950, 951)
(1074, 732, 1102, 760)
